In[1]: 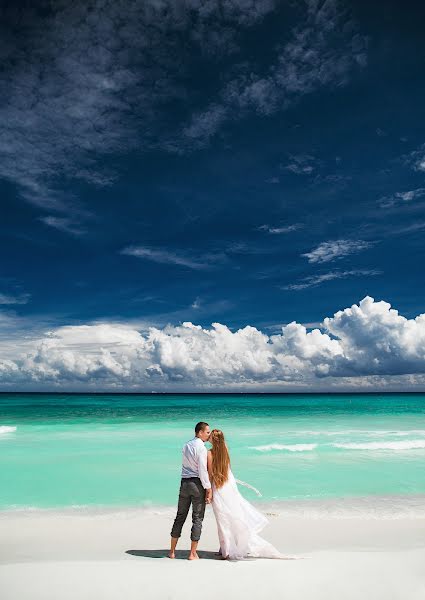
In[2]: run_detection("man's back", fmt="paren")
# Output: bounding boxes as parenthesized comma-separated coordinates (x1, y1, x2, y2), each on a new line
(181, 437, 203, 478)
(181, 436, 211, 490)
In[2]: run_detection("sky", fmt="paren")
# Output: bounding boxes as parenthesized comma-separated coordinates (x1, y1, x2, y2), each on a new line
(1, 0, 425, 392)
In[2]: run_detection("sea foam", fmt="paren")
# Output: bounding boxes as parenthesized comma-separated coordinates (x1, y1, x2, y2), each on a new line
(251, 443, 317, 452)
(332, 440, 425, 450)
(251, 439, 425, 452)
(298, 429, 425, 437)
(0, 425, 17, 434)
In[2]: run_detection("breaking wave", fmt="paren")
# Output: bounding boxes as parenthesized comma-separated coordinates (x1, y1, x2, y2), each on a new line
(251, 439, 425, 452)
(332, 440, 425, 451)
(0, 425, 17, 434)
(251, 443, 318, 452)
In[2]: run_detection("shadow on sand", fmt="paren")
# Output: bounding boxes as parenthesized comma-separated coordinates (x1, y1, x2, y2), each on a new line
(126, 549, 219, 560)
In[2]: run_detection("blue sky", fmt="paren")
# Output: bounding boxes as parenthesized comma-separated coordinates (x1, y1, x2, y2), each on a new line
(1, 0, 425, 391)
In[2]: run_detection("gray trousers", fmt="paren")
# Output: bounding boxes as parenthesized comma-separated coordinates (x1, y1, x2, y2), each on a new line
(170, 477, 206, 542)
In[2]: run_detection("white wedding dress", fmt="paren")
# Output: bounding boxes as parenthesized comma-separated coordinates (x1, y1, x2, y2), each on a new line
(211, 467, 293, 560)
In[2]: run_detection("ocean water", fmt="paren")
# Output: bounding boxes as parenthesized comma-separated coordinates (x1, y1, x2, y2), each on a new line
(1, 393, 425, 512)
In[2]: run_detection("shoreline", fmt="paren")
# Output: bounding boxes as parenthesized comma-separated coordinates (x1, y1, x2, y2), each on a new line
(2, 492, 425, 519)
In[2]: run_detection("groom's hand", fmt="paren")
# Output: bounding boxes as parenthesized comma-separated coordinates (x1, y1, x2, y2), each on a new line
(205, 489, 212, 504)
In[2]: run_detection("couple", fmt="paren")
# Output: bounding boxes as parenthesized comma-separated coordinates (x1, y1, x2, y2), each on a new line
(170, 421, 299, 561)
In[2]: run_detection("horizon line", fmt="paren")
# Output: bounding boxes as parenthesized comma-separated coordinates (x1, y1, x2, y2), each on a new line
(1, 391, 425, 396)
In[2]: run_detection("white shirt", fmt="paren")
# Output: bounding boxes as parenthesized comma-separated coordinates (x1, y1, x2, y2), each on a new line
(181, 437, 211, 490)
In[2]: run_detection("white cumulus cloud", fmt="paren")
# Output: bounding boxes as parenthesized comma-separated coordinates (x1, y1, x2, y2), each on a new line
(1, 296, 425, 391)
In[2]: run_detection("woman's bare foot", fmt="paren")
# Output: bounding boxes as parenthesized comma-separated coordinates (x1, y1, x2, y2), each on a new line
(168, 551, 176, 559)
(188, 552, 199, 560)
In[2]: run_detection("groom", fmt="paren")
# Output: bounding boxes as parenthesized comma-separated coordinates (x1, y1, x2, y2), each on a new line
(169, 421, 212, 560)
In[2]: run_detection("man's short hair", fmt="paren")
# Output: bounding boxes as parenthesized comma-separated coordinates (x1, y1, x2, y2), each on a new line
(195, 421, 209, 434)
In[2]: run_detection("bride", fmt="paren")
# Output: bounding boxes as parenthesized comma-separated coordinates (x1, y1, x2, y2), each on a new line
(207, 428, 300, 561)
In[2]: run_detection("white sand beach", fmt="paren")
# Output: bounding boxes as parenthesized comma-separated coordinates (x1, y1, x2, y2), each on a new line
(1, 502, 424, 600)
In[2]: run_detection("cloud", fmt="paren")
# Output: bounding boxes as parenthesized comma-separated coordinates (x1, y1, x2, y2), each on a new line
(191, 296, 201, 309)
(39, 216, 87, 236)
(0, 0, 367, 230)
(281, 268, 381, 291)
(378, 188, 425, 209)
(176, 0, 367, 147)
(223, 241, 279, 256)
(405, 143, 425, 172)
(0, 0, 277, 215)
(301, 239, 374, 263)
(397, 190, 425, 201)
(393, 222, 425, 234)
(258, 223, 303, 234)
(284, 154, 318, 175)
(0, 293, 31, 305)
(2, 296, 425, 391)
(181, 104, 228, 145)
(120, 245, 224, 270)
(322, 296, 425, 377)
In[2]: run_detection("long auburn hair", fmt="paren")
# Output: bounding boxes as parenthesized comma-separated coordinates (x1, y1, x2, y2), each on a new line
(209, 429, 230, 489)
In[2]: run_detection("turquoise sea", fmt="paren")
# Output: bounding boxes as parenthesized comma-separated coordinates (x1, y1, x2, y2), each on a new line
(1, 393, 425, 511)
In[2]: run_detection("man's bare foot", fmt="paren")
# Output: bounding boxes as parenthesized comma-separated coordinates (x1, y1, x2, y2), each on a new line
(168, 552, 175, 559)
(188, 552, 199, 560)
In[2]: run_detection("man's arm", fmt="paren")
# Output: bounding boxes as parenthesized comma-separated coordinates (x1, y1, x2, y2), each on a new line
(198, 444, 212, 491)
